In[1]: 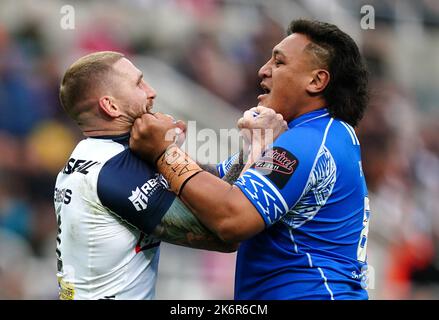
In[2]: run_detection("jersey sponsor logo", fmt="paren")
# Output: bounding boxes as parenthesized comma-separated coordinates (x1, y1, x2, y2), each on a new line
(129, 187, 149, 211)
(128, 174, 168, 211)
(63, 158, 100, 175)
(252, 147, 299, 189)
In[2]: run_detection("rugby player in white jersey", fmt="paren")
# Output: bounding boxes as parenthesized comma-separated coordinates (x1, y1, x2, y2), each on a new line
(54, 51, 287, 299)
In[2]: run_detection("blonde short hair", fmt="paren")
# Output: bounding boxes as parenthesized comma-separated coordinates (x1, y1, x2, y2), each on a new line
(59, 51, 124, 119)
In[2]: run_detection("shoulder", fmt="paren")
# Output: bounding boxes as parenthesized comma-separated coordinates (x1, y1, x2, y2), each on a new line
(74, 137, 127, 162)
(275, 117, 334, 160)
(97, 147, 175, 233)
(98, 148, 162, 196)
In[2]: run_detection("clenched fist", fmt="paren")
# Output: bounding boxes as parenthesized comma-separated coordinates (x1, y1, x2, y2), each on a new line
(237, 106, 288, 155)
(130, 112, 186, 163)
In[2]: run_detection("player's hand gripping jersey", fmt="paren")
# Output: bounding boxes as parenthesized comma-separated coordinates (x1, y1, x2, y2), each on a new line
(54, 134, 175, 299)
(219, 108, 371, 300)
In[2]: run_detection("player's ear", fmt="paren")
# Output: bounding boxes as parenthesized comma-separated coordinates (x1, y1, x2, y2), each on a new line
(98, 96, 122, 118)
(306, 69, 330, 94)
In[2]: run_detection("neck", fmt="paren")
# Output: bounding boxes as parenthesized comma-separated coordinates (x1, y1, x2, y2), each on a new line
(79, 118, 131, 138)
(285, 98, 326, 122)
(82, 128, 130, 137)
(75, 107, 135, 137)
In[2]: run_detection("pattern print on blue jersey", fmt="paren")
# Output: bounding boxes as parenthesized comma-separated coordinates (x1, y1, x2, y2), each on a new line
(236, 169, 289, 225)
(233, 109, 369, 300)
(283, 146, 337, 229)
(217, 152, 239, 178)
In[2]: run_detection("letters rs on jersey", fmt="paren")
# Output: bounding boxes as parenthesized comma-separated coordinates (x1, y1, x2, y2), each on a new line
(53, 134, 175, 300)
(233, 108, 371, 300)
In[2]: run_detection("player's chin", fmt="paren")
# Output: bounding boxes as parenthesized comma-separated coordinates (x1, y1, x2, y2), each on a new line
(257, 94, 270, 107)
(144, 104, 153, 115)
(257, 98, 265, 107)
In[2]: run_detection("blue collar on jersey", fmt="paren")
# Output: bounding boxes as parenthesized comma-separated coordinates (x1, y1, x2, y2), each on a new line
(288, 108, 329, 129)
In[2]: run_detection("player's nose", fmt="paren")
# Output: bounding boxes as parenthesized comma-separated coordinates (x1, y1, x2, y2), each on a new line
(258, 59, 272, 79)
(145, 83, 157, 99)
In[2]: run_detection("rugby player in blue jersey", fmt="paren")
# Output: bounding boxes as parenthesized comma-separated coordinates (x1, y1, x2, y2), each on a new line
(130, 19, 371, 300)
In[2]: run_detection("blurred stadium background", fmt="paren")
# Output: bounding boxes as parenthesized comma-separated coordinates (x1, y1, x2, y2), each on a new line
(0, 0, 438, 299)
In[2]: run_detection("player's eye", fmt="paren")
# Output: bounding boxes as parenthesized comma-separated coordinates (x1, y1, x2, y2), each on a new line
(274, 59, 283, 67)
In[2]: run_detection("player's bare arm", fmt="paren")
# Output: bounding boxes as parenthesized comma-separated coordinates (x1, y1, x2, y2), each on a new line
(197, 163, 219, 176)
(151, 198, 237, 252)
(221, 150, 245, 184)
(150, 154, 245, 252)
(130, 107, 288, 243)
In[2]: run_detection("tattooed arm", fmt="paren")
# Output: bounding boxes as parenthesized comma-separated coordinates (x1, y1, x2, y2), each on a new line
(198, 163, 219, 176)
(151, 198, 237, 252)
(151, 151, 245, 252)
(222, 150, 244, 184)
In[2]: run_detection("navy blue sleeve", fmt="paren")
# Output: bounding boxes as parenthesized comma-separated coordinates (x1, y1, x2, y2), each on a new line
(97, 149, 175, 234)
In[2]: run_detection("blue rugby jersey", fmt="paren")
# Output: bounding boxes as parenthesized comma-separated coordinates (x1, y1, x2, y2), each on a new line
(232, 108, 370, 300)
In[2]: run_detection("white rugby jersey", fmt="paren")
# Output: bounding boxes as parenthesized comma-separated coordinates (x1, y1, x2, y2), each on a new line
(54, 133, 175, 300)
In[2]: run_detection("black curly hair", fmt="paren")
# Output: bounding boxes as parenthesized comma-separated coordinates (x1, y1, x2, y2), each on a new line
(287, 19, 369, 127)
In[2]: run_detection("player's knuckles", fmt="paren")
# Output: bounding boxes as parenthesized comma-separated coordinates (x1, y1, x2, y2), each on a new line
(276, 114, 284, 121)
(133, 118, 147, 137)
(130, 125, 140, 140)
(129, 134, 141, 149)
(239, 117, 254, 129)
(153, 112, 164, 118)
(255, 105, 269, 113)
(259, 112, 277, 124)
(260, 106, 275, 116)
(242, 110, 254, 121)
(175, 120, 187, 132)
(237, 117, 245, 129)
(133, 117, 143, 128)
(164, 128, 177, 142)
(156, 112, 175, 124)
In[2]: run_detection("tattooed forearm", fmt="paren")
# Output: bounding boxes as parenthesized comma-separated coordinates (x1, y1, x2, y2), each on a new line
(151, 150, 247, 251)
(222, 150, 245, 184)
(198, 163, 219, 176)
(199, 150, 245, 184)
(152, 198, 238, 252)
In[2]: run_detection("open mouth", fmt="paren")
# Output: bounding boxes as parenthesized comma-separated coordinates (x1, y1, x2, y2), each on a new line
(260, 83, 271, 94)
(258, 83, 271, 101)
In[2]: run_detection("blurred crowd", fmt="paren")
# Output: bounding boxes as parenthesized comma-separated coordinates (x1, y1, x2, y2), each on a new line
(0, 0, 438, 299)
